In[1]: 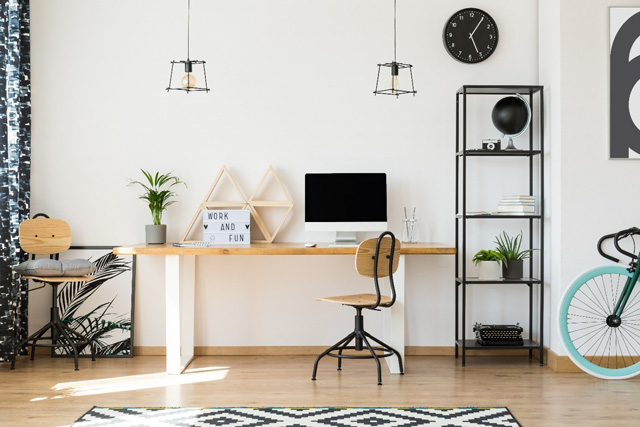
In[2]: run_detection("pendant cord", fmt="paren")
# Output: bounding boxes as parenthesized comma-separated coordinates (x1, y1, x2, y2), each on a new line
(187, 0, 191, 61)
(393, 0, 397, 63)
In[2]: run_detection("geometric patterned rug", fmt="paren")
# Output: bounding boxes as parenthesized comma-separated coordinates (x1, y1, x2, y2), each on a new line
(72, 407, 521, 426)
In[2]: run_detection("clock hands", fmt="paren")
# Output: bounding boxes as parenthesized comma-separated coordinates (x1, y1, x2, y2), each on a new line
(470, 36, 479, 53)
(469, 17, 484, 38)
(468, 17, 484, 54)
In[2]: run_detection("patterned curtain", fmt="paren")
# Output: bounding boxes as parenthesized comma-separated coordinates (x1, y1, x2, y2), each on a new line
(0, 0, 30, 363)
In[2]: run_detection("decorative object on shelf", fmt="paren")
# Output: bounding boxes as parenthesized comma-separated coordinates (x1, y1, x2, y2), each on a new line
(494, 231, 536, 279)
(473, 323, 523, 346)
(491, 94, 531, 150)
(166, 0, 210, 93)
(472, 249, 502, 279)
(181, 165, 293, 244)
(481, 139, 500, 150)
(402, 207, 418, 243)
(610, 8, 640, 159)
(443, 8, 498, 64)
(373, 0, 416, 97)
(496, 195, 536, 215)
(129, 169, 186, 244)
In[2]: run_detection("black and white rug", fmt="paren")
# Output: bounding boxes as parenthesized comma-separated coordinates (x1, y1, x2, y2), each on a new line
(72, 407, 521, 426)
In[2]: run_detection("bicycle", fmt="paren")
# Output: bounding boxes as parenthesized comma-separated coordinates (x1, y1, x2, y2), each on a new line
(558, 227, 640, 379)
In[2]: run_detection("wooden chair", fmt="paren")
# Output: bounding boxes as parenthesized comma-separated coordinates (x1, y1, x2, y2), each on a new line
(11, 214, 96, 370)
(311, 231, 403, 385)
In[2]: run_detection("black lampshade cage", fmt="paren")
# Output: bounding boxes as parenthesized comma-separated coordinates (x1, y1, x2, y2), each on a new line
(373, 0, 416, 97)
(167, 0, 210, 93)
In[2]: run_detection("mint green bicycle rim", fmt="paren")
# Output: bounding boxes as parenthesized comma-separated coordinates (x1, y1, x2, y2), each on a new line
(559, 265, 640, 379)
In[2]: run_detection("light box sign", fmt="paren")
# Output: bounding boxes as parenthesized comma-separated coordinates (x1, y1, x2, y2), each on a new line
(202, 210, 251, 244)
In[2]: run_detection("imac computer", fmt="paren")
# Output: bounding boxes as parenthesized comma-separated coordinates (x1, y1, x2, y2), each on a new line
(305, 173, 387, 245)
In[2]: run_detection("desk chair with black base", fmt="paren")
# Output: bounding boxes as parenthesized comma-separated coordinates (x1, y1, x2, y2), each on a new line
(10, 214, 96, 370)
(312, 231, 403, 385)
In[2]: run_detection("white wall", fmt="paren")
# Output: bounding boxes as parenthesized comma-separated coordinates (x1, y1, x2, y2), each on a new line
(29, 0, 540, 347)
(540, 0, 640, 355)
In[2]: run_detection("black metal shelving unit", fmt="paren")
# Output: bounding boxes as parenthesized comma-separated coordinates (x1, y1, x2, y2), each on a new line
(454, 85, 544, 366)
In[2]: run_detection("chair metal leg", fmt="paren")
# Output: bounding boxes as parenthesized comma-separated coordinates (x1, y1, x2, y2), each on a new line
(312, 331, 355, 381)
(359, 331, 383, 385)
(364, 331, 404, 375)
(337, 334, 356, 371)
(23, 321, 56, 360)
(55, 322, 80, 370)
(59, 321, 95, 361)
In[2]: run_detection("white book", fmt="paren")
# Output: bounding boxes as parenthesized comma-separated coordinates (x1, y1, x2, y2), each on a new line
(497, 205, 535, 212)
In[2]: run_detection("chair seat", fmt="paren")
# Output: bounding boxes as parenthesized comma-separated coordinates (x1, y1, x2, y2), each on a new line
(24, 275, 94, 283)
(316, 293, 391, 307)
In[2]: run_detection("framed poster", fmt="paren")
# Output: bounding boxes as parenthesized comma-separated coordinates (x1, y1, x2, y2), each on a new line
(610, 7, 640, 159)
(54, 246, 135, 358)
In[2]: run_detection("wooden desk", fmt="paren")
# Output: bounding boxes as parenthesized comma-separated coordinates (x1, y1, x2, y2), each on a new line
(114, 242, 455, 374)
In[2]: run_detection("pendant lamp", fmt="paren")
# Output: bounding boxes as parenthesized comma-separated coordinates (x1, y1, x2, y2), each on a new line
(167, 0, 210, 93)
(373, 0, 416, 97)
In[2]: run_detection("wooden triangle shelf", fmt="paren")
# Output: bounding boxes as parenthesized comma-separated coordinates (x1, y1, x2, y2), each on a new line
(181, 165, 293, 243)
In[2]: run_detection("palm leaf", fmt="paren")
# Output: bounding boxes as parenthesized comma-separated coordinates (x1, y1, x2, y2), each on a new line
(59, 253, 130, 319)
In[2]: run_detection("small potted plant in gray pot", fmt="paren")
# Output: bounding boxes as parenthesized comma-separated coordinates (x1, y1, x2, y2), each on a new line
(494, 231, 536, 279)
(129, 169, 186, 244)
(472, 249, 502, 279)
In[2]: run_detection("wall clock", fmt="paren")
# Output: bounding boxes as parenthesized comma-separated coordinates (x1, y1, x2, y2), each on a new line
(443, 8, 499, 64)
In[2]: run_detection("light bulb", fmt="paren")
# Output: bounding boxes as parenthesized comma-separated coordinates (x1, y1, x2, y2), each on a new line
(181, 72, 197, 88)
(390, 62, 400, 94)
(390, 75, 399, 93)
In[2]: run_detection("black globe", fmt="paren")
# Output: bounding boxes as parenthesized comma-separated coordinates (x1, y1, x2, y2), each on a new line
(491, 96, 529, 135)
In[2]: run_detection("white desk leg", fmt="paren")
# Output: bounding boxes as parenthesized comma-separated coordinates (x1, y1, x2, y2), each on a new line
(165, 254, 195, 374)
(384, 254, 405, 374)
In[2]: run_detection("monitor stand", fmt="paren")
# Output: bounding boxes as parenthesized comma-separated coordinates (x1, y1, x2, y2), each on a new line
(329, 231, 358, 247)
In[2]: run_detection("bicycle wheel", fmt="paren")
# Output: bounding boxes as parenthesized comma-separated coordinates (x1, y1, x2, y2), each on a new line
(559, 265, 640, 379)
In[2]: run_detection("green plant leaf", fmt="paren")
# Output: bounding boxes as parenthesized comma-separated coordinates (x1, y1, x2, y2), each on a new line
(472, 249, 502, 265)
(128, 169, 186, 225)
(493, 231, 537, 267)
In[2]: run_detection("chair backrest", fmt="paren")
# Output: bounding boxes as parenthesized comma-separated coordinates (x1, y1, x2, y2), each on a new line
(355, 231, 401, 308)
(19, 217, 72, 255)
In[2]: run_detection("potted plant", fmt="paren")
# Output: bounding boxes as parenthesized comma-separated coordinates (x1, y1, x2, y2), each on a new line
(494, 231, 536, 279)
(472, 249, 502, 279)
(129, 169, 186, 244)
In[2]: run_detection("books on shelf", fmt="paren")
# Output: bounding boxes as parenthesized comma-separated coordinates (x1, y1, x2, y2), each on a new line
(496, 195, 536, 214)
(461, 196, 538, 216)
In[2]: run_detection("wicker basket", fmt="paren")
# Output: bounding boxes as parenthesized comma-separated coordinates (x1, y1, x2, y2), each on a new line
(473, 323, 523, 346)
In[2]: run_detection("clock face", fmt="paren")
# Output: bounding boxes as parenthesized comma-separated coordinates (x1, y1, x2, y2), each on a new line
(443, 8, 498, 64)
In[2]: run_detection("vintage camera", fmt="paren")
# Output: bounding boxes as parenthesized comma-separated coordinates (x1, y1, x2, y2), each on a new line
(482, 139, 501, 151)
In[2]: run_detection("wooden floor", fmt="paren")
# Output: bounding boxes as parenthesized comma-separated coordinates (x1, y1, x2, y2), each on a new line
(2, 354, 639, 426)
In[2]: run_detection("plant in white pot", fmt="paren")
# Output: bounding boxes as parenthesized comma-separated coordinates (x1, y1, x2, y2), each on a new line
(494, 231, 536, 279)
(129, 169, 186, 244)
(472, 249, 502, 279)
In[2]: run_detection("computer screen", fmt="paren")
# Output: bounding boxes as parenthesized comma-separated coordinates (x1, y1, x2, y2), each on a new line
(305, 173, 387, 243)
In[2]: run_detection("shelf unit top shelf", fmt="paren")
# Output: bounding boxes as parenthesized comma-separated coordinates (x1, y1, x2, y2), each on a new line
(456, 85, 543, 95)
(457, 150, 541, 157)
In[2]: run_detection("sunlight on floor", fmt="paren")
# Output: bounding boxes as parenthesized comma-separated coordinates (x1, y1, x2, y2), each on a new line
(36, 365, 229, 399)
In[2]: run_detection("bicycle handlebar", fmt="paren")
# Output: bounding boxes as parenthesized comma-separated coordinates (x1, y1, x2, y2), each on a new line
(598, 227, 640, 263)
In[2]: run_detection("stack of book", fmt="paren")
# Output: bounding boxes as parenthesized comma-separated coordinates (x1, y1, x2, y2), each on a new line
(496, 195, 536, 215)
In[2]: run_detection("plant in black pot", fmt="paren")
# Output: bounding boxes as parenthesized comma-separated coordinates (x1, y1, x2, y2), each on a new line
(129, 169, 186, 244)
(494, 231, 536, 279)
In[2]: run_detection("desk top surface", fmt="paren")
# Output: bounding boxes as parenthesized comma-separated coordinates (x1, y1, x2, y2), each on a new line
(113, 242, 455, 256)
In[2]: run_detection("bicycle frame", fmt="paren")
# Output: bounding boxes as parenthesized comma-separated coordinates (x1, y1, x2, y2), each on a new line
(611, 252, 640, 320)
